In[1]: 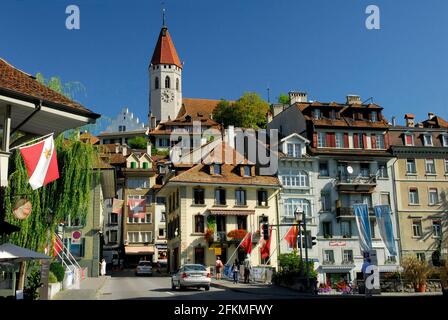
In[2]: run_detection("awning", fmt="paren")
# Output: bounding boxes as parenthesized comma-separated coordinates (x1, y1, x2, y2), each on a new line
(319, 264, 355, 272)
(209, 209, 255, 216)
(125, 246, 154, 255)
(379, 265, 403, 273)
(0, 243, 50, 262)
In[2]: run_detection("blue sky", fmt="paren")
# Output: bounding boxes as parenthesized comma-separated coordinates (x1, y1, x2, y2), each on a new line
(1, 0, 447, 126)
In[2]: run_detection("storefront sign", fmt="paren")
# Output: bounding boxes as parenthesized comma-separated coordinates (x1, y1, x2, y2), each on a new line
(329, 241, 346, 246)
(214, 248, 222, 256)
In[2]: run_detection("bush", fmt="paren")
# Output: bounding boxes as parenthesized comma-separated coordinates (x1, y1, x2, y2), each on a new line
(24, 269, 42, 300)
(278, 253, 317, 278)
(48, 272, 58, 284)
(50, 262, 65, 282)
(401, 256, 431, 288)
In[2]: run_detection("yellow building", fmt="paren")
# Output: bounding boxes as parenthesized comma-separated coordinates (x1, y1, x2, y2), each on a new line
(390, 113, 448, 264)
(158, 142, 281, 273)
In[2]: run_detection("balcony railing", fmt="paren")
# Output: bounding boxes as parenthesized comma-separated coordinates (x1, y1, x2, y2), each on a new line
(336, 206, 375, 219)
(322, 260, 335, 265)
(336, 174, 377, 192)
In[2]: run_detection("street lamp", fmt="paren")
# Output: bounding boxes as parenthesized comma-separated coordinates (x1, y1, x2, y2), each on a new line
(294, 208, 310, 286)
(174, 228, 179, 238)
(294, 209, 304, 269)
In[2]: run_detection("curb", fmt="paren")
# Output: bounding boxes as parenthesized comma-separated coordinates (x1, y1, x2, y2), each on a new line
(211, 282, 262, 295)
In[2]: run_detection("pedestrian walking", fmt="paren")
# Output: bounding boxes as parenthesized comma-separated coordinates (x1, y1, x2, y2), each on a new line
(215, 256, 223, 280)
(362, 257, 372, 297)
(232, 260, 239, 284)
(100, 258, 107, 276)
(243, 255, 251, 284)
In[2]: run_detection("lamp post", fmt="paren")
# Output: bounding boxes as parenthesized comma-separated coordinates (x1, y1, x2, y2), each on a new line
(294, 209, 304, 271)
(295, 209, 310, 288)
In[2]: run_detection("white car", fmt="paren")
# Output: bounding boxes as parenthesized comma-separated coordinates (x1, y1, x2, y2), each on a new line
(135, 261, 153, 276)
(171, 264, 211, 291)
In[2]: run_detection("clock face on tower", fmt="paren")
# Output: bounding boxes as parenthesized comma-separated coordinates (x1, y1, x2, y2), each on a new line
(162, 90, 175, 103)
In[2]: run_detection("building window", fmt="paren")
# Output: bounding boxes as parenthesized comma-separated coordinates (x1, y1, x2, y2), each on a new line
(141, 232, 152, 243)
(159, 228, 165, 238)
(213, 164, 222, 175)
(433, 220, 442, 238)
(442, 135, 448, 147)
(405, 134, 414, 146)
(235, 189, 247, 206)
(109, 230, 118, 243)
(128, 232, 139, 243)
(155, 77, 159, 89)
(215, 188, 226, 205)
(118, 125, 126, 132)
(319, 161, 329, 176)
(194, 215, 205, 233)
(257, 190, 268, 207)
(412, 220, 422, 237)
(130, 162, 137, 169)
(165, 76, 171, 88)
(360, 163, 370, 177)
(287, 143, 301, 157)
(429, 188, 439, 205)
(324, 250, 334, 264)
(145, 213, 152, 223)
(156, 197, 166, 205)
(423, 134, 433, 146)
(378, 163, 388, 178)
(283, 199, 311, 217)
(335, 133, 344, 148)
(322, 222, 332, 238)
(193, 188, 205, 205)
(343, 250, 353, 263)
(357, 134, 364, 149)
(376, 134, 385, 149)
(406, 159, 417, 174)
(341, 221, 352, 238)
(370, 111, 377, 122)
(127, 178, 149, 189)
(318, 132, 326, 148)
(416, 253, 426, 261)
(110, 213, 118, 224)
(370, 220, 376, 238)
(425, 159, 436, 174)
(243, 166, 251, 177)
(313, 109, 321, 120)
(321, 191, 331, 212)
(409, 188, 419, 205)
(281, 170, 309, 187)
(237, 216, 247, 230)
(380, 193, 391, 205)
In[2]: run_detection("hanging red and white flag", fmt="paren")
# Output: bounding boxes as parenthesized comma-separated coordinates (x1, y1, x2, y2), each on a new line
(260, 226, 273, 260)
(127, 198, 146, 218)
(112, 198, 124, 215)
(19, 135, 59, 190)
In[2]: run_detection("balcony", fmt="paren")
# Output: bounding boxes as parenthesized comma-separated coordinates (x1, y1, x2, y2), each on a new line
(336, 207, 375, 220)
(336, 174, 377, 193)
(322, 260, 335, 265)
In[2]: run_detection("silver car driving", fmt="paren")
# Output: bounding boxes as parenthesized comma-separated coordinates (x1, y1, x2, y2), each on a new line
(135, 261, 153, 276)
(171, 264, 211, 291)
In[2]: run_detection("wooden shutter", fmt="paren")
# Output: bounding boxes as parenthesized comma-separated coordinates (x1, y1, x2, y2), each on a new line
(385, 133, 390, 149)
(362, 133, 367, 149)
(326, 133, 332, 148)
(353, 133, 359, 148)
(330, 133, 336, 147)
(313, 133, 318, 148)
(371, 134, 377, 149)
(343, 133, 349, 148)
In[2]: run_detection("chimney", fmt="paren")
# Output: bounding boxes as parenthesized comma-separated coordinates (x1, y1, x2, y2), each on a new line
(227, 125, 235, 148)
(404, 114, 415, 127)
(289, 91, 308, 105)
(266, 112, 273, 124)
(346, 95, 362, 105)
(428, 112, 435, 120)
(150, 116, 157, 129)
(146, 142, 152, 156)
(272, 104, 285, 117)
(391, 116, 397, 127)
(115, 143, 120, 154)
(122, 146, 127, 156)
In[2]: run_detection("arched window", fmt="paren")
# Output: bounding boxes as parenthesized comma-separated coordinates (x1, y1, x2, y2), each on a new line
(176, 78, 180, 91)
(281, 169, 309, 187)
(155, 77, 159, 90)
(283, 199, 311, 217)
(165, 76, 171, 89)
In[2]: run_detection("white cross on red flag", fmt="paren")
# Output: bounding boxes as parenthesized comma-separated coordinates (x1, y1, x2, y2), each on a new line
(19, 135, 60, 190)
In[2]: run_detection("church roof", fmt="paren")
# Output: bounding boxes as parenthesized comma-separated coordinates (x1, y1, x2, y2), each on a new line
(150, 26, 182, 68)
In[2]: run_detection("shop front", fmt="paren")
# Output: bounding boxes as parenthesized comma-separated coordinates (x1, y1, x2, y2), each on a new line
(124, 245, 154, 267)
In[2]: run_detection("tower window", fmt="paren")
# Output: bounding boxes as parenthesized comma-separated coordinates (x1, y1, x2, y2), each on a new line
(155, 77, 159, 90)
(165, 76, 171, 89)
(176, 78, 180, 91)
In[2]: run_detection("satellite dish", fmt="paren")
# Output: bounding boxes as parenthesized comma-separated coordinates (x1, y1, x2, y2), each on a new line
(346, 166, 354, 174)
(13, 198, 32, 220)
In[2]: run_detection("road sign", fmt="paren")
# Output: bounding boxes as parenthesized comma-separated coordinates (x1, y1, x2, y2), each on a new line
(71, 230, 82, 244)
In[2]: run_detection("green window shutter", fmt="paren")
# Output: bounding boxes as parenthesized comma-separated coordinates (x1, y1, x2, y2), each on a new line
(143, 162, 149, 169)
(131, 162, 137, 169)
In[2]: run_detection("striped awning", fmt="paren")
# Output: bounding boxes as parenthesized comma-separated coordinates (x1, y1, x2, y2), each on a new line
(319, 264, 355, 271)
(209, 209, 255, 216)
(125, 246, 154, 255)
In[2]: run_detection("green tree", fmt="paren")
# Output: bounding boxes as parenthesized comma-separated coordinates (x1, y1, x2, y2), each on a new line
(35, 73, 86, 100)
(212, 92, 270, 129)
(128, 136, 148, 149)
(277, 93, 289, 105)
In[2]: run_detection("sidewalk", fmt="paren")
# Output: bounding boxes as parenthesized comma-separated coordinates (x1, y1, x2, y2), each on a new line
(53, 276, 110, 300)
(211, 278, 306, 297)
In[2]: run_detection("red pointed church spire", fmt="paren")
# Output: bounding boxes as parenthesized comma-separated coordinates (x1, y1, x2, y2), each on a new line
(150, 13, 182, 69)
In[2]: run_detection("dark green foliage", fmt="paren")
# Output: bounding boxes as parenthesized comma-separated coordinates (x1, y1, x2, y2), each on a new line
(278, 253, 317, 278)
(24, 269, 42, 300)
(50, 262, 65, 282)
(48, 271, 58, 284)
(277, 93, 289, 105)
(128, 136, 148, 150)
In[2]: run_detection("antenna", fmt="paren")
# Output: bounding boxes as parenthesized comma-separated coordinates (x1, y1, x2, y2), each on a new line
(267, 86, 270, 104)
(362, 97, 374, 105)
(162, 2, 166, 26)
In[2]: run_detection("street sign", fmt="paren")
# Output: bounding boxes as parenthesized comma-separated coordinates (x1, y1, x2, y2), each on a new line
(214, 248, 222, 256)
(71, 230, 82, 244)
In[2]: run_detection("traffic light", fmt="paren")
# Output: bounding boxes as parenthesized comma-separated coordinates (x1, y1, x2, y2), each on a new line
(262, 223, 269, 240)
(306, 234, 317, 249)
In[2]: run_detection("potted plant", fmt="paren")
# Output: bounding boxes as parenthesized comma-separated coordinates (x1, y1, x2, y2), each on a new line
(401, 256, 431, 292)
(227, 229, 247, 240)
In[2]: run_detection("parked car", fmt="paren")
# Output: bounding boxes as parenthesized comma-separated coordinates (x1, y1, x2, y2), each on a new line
(171, 264, 211, 291)
(135, 261, 153, 276)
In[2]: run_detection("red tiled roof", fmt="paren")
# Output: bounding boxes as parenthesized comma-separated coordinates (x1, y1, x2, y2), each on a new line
(0, 58, 99, 117)
(150, 27, 182, 68)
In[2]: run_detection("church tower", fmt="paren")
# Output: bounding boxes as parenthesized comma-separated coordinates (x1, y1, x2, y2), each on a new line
(148, 19, 182, 128)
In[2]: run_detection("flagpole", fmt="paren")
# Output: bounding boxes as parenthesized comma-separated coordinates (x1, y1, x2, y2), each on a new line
(225, 231, 249, 266)
(9, 132, 54, 151)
